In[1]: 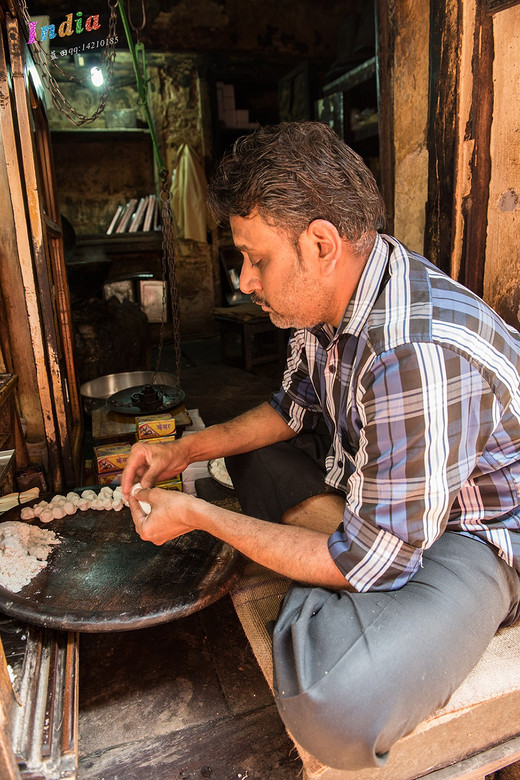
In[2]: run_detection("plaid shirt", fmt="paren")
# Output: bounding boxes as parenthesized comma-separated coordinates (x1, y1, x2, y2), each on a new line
(270, 234, 520, 591)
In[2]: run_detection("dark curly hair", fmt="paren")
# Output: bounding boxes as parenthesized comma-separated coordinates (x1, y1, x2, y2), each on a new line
(207, 121, 386, 245)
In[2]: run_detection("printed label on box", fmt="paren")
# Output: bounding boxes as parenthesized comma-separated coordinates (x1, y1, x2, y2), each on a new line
(94, 442, 132, 473)
(136, 413, 176, 440)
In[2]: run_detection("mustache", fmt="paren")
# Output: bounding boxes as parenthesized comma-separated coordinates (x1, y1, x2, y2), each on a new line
(251, 293, 267, 306)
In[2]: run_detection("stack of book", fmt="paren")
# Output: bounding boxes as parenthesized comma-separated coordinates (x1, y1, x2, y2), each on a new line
(106, 194, 161, 235)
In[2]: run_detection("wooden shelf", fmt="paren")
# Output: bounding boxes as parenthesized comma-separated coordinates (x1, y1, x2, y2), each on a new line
(76, 232, 162, 247)
(352, 121, 379, 142)
(323, 56, 376, 95)
(50, 128, 151, 142)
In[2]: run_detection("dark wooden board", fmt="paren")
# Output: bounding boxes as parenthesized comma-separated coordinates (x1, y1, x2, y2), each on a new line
(0, 501, 241, 632)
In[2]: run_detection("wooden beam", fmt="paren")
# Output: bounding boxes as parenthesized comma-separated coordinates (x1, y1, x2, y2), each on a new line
(457, 0, 493, 296)
(375, 0, 396, 235)
(424, 0, 462, 274)
(0, 17, 61, 480)
(416, 734, 520, 778)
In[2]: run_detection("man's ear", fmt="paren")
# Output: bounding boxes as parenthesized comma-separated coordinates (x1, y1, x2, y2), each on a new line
(304, 219, 342, 275)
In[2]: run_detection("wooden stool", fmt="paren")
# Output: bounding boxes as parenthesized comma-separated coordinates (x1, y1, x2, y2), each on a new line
(214, 304, 286, 372)
(230, 562, 520, 780)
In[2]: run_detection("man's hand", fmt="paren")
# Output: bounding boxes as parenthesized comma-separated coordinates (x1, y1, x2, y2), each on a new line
(121, 438, 190, 498)
(128, 486, 199, 545)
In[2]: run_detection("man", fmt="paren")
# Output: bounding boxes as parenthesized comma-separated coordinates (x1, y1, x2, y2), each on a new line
(122, 122, 520, 771)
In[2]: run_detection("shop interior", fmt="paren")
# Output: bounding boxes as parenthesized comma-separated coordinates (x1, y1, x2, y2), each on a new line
(0, 0, 519, 777)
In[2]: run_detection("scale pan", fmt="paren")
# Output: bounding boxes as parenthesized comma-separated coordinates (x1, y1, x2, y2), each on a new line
(107, 383, 185, 415)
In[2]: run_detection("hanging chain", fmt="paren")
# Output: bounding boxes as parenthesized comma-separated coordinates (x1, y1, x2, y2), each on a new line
(115, 0, 183, 393)
(16, 0, 118, 126)
(151, 170, 182, 393)
(127, 0, 146, 40)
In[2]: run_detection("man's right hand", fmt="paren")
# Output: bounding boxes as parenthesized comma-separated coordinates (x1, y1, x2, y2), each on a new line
(121, 438, 190, 498)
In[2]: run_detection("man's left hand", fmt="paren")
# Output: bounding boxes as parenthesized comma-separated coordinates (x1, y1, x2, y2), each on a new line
(128, 486, 200, 545)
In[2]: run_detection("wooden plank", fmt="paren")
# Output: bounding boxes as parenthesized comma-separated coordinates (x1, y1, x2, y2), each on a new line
(424, 0, 461, 274)
(6, 14, 77, 489)
(0, 18, 62, 488)
(375, 0, 396, 235)
(0, 634, 19, 780)
(415, 734, 520, 778)
(79, 703, 300, 780)
(456, 0, 493, 297)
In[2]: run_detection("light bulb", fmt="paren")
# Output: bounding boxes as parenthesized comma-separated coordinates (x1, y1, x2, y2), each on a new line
(90, 66, 104, 87)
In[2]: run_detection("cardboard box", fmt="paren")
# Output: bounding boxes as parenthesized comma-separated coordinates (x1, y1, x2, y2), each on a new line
(141, 434, 177, 446)
(94, 442, 132, 474)
(155, 476, 182, 491)
(136, 413, 176, 440)
(96, 470, 123, 486)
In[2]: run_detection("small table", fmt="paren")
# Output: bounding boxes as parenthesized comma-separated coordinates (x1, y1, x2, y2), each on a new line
(214, 303, 287, 372)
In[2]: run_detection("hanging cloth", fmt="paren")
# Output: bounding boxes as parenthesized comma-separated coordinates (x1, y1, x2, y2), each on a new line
(171, 143, 208, 243)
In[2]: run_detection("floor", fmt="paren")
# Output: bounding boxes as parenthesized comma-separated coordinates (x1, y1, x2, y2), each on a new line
(77, 336, 304, 779)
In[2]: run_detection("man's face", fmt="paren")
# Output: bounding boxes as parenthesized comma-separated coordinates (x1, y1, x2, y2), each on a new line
(230, 213, 331, 330)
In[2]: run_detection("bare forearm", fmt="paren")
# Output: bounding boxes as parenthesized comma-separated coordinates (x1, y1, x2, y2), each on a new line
(129, 480, 353, 590)
(184, 402, 295, 463)
(201, 502, 351, 590)
(122, 402, 295, 494)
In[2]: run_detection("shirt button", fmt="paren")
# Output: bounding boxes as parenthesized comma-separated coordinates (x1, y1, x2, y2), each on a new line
(337, 460, 343, 468)
(329, 364, 336, 373)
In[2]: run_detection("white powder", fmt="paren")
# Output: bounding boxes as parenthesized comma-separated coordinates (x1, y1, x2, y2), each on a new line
(0, 521, 61, 593)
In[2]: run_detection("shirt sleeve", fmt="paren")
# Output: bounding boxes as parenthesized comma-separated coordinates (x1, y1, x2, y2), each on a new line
(269, 329, 323, 433)
(328, 341, 501, 591)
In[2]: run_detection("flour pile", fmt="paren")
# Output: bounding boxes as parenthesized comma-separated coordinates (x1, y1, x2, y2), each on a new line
(0, 521, 60, 593)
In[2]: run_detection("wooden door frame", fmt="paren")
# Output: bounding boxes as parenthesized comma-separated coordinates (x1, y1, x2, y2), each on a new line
(375, 0, 396, 236)
(0, 10, 83, 489)
(424, 0, 493, 296)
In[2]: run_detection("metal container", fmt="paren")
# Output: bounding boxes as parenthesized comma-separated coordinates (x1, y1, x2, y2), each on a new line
(80, 371, 179, 414)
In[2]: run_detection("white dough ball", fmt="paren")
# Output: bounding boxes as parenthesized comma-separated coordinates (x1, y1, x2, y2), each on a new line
(131, 482, 151, 516)
(33, 502, 48, 517)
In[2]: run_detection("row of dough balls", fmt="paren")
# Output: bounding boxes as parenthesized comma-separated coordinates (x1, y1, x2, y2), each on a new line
(20, 486, 129, 523)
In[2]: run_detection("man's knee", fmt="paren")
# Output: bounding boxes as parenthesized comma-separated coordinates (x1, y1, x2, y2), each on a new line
(274, 681, 393, 771)
(225, 443, 330, 523)
(281, 492, 344, 533)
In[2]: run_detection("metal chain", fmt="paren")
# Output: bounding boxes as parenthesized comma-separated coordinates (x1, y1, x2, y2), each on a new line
(16, 0, 118, 126)
(127, 0, 146, 39)
(151, 170, 182, 392)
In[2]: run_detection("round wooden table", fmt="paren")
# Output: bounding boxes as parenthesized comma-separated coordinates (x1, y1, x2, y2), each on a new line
(0, 483, 242, 632)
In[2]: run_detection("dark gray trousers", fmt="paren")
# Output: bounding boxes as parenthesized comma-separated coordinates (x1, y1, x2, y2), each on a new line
(225, 433, 520, 772)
